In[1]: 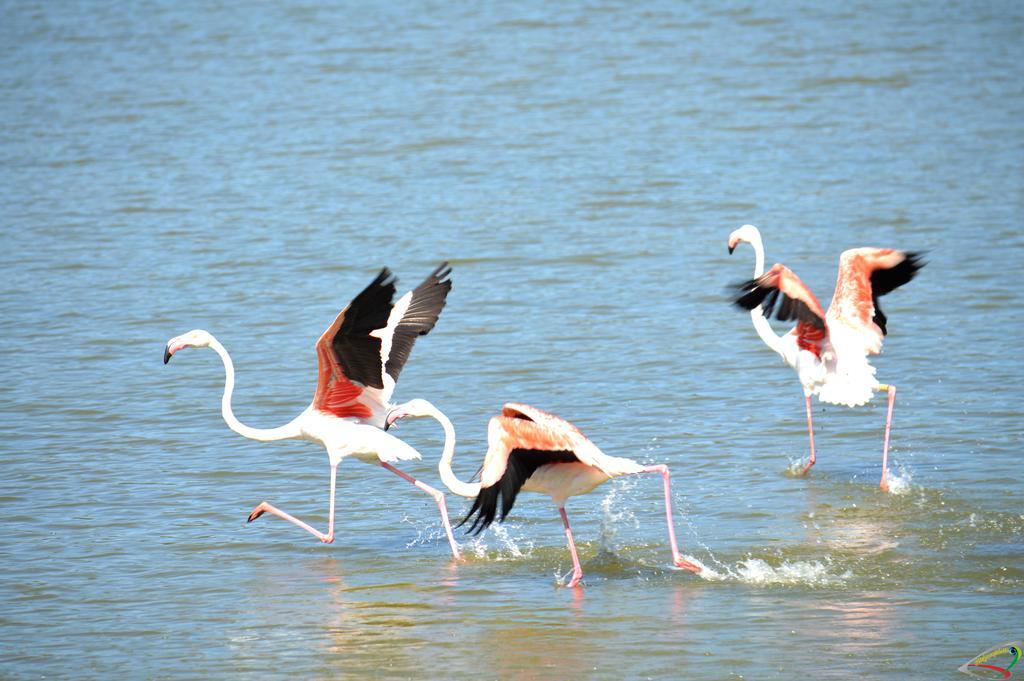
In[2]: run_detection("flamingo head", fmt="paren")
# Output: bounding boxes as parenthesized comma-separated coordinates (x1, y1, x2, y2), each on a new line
(164, 329, 214, 364)
(384, 398, 434, 431)
(727, 224, 761, 254)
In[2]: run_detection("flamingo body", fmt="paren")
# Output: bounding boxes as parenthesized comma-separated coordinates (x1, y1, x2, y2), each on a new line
(294, 408, 421, 463)
(520, 462, 610, 506)
(164, 264, 462, 557)
(467, 403, 644, 527)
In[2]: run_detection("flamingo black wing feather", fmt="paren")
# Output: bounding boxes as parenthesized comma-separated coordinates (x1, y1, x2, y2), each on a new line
(330, 268, 396, 389)
(733, 276, 826, 330)
(384, 262, 452, 382)
(869, 252, 924, 335)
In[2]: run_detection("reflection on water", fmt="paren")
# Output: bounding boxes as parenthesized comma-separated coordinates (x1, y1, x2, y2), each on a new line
(478, 625, 594, 680)
(817, 595, 907, 648)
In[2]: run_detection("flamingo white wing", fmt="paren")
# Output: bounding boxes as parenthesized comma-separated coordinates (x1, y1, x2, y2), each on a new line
(370, 262, 452, 407)
(345, 424, 423, 464)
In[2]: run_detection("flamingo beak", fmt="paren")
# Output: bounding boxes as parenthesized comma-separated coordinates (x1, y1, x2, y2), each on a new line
(728, 244, 736, 255)
(164, 340, 188, 364)
(384, 410, 405, 431)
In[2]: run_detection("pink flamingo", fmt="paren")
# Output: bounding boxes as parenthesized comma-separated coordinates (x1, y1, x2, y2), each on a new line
(163, 264, 462, 558)
(385, 400, 702, 587)
(727, 225, 924, 491)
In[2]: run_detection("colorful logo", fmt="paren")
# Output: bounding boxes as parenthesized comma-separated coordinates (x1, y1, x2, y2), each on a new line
(960, 642, 1023, 679)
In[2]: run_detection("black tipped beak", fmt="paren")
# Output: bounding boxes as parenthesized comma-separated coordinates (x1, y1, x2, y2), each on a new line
(384, 411, 403, 431)
(728, 245, 735, 255)
(163, 346, 172, 364)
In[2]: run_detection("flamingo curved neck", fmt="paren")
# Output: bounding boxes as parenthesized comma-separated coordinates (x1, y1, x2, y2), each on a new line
(745, 230, 787, 358)
(210, 338, 300, 442)
(748, 229, 766, 278)
(422, 403, 481, 499)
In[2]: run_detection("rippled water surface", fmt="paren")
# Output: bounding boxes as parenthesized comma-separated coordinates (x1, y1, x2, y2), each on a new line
(2, 2, 1023, 678)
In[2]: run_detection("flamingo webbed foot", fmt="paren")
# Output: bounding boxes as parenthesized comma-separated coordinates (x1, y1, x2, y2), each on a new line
(559, 566, 585, 588)
(674, 557, 702, 574)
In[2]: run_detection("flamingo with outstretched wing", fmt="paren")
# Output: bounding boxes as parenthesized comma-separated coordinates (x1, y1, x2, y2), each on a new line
(164, 264, 462, 557)
(727, 225, 924, 490)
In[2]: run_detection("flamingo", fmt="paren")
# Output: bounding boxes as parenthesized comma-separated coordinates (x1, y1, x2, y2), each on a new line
(384, 400, 702, 587)
(163, 263, 462, 558)
(726, 224, 924, 491)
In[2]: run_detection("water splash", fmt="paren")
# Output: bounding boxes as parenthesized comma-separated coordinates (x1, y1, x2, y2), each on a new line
(597, 477, 639, 552)
(466, 523, 534, 560)
(492, 524, 532, 558)
(676, 528, 853, 587)
(399, 512, 525, 558)
(398, 506, 536, 559)
(688, 554, 853, 586)
(884, 464, 914, 495)
(785, 455, 811, 477)
(734, 558, 851, 585)
(401, 512, 442, 549)
(677, 555, 727, 581)
(553, 567, 576, 587)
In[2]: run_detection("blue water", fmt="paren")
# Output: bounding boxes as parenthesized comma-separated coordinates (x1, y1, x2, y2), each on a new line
(2, 1, 1022, 678)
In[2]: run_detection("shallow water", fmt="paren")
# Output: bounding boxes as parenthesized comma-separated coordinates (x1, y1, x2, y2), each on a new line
(2, 1, 1023, 679)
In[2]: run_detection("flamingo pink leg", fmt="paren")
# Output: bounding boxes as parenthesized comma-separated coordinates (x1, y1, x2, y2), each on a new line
(879, 384, 896, 492)
(559, 507, 584, 588)
(800, 394, 816, 476)
(247, 462, 337, 543)
(640, 465, 701, 573)
(379, 461, 461, 560)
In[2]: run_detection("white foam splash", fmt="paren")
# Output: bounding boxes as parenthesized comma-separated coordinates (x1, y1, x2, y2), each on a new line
(468, 535, 489, 559)
(493, 524, 531, 558)
(553, 567, 576, 587)
(884, 465, 913, 495)
(687, 553, 852, 586)
(678, 555, 727, 581)
(734, 558, 850, 585)
(466, 523, 534, 560)
(399, 512, 532, 559)
(597, 477, 639, 552)
(785, 455, 810, 476)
